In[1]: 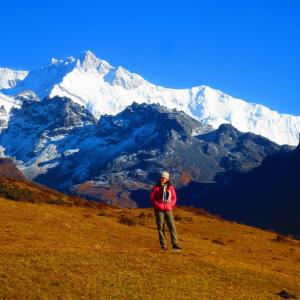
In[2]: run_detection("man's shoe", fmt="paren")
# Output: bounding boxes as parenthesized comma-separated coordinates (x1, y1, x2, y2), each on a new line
(172, 245, 182, 250)
(161, 245, 168, 250)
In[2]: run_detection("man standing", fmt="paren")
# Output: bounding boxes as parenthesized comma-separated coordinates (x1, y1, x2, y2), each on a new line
(150, 171, 181, 250)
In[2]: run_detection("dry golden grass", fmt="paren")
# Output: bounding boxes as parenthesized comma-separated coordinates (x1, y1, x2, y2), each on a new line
(0, 197, 299, 299)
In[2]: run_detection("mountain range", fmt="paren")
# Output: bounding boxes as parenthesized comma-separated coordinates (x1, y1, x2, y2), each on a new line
(0, 50, 300, 146)
(0, 96, 290, 208)
(0, 51, 299, 237)
(0, 95, 297, 236)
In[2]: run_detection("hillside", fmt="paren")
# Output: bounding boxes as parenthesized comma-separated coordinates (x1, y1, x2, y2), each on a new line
(0, 157, 26, 180)
(0, 196, 299, 299)
(0, 175, 108, 209)
(195, 138, 300, 238)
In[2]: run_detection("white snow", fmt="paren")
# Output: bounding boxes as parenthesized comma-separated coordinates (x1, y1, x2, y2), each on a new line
(0, 68, 28, 89)
(1, 51, 300, 145)
(0, 92, 22, 132)
(0, 92, 21, 112)
(63, 149, 80, 156)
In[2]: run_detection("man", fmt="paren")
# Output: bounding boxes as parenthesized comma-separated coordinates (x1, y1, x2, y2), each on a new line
(150, 171, 182, 250)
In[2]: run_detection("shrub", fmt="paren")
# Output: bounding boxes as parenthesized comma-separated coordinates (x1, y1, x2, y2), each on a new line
(212, 238, 226, 246)
(118, 214, 137, 226)
(137, 212, 146, 218)
(272, 234, 289, 243)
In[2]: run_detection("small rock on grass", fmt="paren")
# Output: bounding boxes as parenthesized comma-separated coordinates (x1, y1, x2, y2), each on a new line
(277, 290, 297, 299)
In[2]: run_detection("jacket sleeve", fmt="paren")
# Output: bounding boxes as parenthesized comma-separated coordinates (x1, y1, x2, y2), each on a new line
(171, 186, 177, 208)
(150, 186, 156, 206)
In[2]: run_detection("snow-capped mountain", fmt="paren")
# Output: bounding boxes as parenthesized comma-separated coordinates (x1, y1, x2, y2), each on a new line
(1, 51, 300, 145)
(0, 96, 97, 180)
(0, 68, 28, 89)
(0, 92, 22, 131)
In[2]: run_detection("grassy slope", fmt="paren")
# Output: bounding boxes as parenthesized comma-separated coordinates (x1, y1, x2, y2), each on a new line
(0, 197, 299, 300)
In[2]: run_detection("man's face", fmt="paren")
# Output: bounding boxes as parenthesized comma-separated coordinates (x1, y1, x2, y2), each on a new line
(160, 177, 168, 184)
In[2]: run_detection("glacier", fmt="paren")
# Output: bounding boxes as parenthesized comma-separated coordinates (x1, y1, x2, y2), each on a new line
(1, 50, 300, 146)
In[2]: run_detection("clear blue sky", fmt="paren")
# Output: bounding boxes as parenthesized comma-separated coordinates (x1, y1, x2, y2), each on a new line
(1, 0, 300, 114)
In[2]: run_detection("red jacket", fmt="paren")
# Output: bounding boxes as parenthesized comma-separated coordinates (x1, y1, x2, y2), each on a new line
(150, 182, 177, 211)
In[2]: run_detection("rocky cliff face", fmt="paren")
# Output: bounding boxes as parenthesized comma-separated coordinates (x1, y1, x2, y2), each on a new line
(0, 96, 97, 180)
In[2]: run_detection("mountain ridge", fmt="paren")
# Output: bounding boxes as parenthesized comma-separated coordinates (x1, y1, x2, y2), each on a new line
(0, 51, 299, 145)
(197, 137, 300, 238)
(0, 97, 289, 208)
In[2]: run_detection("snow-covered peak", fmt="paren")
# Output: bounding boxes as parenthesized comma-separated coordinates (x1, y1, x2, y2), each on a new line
(50, 58, 63, 65)
(1, 51, 300, 145)
(78, 50, 98, 66)
(0, 92, 22, 131)
(76, 50, 112, 74)
(103, 66, 146, 89)
(0, 68, 28, 89)
(50, 57, 76, 66)
(2, 56, 77, 99)
(0, 92, 21, 110)
(14, 90, 40, 102)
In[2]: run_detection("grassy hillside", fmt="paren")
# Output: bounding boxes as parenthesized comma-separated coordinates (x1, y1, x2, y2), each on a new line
(0, 195, 299, 299)
(0, 157, 26, 181)
(0, 175, 110, 209)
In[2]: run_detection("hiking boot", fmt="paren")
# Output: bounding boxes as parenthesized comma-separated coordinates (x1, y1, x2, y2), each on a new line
(172, 244, 182, 250)
(161, 245, 168, 250)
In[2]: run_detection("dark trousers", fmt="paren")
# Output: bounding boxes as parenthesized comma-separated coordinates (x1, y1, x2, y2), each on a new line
(154, 210, 178, 247)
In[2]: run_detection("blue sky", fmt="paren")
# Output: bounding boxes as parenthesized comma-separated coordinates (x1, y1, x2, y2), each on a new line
(1, 0, 300, 114)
